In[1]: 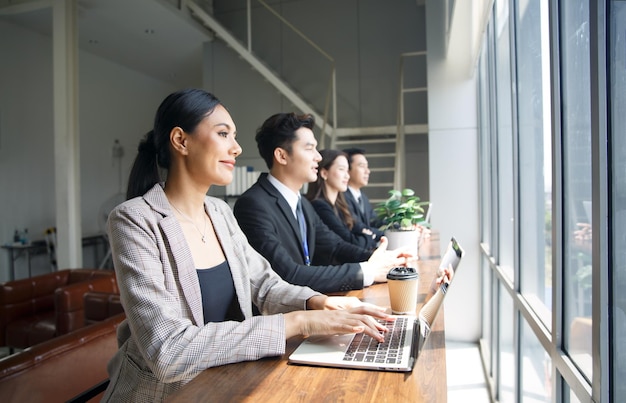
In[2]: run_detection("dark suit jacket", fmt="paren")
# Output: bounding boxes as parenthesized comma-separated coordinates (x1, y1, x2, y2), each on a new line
(234, 173, 372, 293)
(344, 190, 384, 239)
(310, 198, 378, 250)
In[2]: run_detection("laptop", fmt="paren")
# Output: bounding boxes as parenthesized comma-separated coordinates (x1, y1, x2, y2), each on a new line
(288, 237, 465, 372)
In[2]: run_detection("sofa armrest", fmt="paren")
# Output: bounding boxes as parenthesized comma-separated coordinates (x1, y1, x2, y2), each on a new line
(0, 270, 72, 346)
(54, 276, 119, 335)
(84, 292, 124, 324)
(0, 313, 125, 402)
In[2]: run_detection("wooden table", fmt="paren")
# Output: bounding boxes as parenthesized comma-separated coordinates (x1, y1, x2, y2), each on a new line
(167, 232, 446, 402)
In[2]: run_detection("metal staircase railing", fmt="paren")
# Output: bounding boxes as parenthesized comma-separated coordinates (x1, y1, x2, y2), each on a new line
(181, 1, 427, 203)
(331, 123, 426, 204)
(182, 0, 337, 147)
(330, 51, 427, 203)
(395, 51, 428, 191)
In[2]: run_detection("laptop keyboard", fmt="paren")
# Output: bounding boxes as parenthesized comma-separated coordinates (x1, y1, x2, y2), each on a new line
(342, 317, 408, 364)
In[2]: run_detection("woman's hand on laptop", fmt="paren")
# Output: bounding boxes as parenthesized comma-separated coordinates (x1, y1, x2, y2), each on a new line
(284, 306, 392, 342)
(322, 295, 387, 310)
(307, 295, 363, 310)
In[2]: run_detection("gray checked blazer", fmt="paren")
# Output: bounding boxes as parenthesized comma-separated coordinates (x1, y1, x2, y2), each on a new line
(102, 184, 320, 402)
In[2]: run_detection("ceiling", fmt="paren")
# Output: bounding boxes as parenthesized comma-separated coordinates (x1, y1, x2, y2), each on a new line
(0, 0, 214, 88)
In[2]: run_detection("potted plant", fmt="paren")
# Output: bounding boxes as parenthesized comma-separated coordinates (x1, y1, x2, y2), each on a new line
(374, 188, 430, 256)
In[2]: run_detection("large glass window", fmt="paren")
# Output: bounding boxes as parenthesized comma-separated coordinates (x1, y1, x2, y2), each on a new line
(563, 380, 582, 403)
(498, 283, 515, 403)
(479, 21, 496, 388)
(479, 34, 493, 250)
(495, 0, 515, 278)
(478, 0, 614, 401)
(515, 0, 552, 328)
(482, 256, 494, 379)
(521, 320, 551, 402)
(610, 1, 626, 400)
(560, 1, 593, 381)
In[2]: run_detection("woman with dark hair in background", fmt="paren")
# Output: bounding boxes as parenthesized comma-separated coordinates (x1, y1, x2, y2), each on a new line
(306, 149, 378, 250)
(103, 89, 392, 402)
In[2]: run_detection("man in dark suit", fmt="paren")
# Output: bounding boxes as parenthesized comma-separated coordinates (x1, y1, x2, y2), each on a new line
(233, 113, 411, 293)
(343, 148, 384, 240)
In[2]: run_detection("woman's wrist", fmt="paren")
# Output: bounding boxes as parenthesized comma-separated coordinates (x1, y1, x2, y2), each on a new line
(306, 295, 328, 310)
(284, 311, 303, 339)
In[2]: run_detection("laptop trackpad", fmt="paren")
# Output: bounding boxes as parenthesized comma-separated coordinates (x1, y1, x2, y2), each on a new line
(291, 334, 353, 357)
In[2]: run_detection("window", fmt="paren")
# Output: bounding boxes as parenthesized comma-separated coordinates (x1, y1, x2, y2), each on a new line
(610, 1, 626, 399)
(479, 33, 493, 250)
(495, 0, 515, 279)
(560, 0, 593, 380)
(498, 282, 515, 403)
(515, 0, 552, 328)
(477, 0, 616, 401)
(521, 320, 551, 402)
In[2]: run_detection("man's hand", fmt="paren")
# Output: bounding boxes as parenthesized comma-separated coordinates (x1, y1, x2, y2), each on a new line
(366, 237, 418, 282)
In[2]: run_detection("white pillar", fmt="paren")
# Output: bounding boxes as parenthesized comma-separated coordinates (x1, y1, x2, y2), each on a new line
(53, 0, 82, 268)
(425, 0, 480, 342)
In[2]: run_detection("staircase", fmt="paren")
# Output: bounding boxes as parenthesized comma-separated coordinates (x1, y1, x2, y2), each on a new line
(184, 0, 335, 140)
(180, 1, 426, 202)
(331, 126, 397, 203)
(332, 123, 426, 204)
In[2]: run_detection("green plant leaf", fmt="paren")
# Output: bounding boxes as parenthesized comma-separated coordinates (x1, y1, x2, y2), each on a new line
(374, 188, 429, 231)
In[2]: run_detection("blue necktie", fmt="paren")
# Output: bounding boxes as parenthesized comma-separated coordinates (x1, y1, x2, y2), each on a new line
(296, 199, 311, 265)
(358, 195, 365, 214)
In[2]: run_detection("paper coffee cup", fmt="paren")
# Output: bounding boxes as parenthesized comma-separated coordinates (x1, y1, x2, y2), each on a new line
(387, 267, 419, 314)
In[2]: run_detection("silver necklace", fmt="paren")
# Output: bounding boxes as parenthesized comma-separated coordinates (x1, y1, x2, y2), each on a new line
(170, 202, 207, 243)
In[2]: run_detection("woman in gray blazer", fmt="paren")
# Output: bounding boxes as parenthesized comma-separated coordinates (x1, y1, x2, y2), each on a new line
(102, 89, 392, 402)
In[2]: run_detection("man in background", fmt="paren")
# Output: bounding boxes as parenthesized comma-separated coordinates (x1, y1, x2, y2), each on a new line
(343, 148, 384, 241)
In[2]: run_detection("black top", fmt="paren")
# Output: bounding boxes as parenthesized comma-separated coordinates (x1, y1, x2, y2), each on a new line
(197, 261, 243, 323)
(310, 198, 378, 250)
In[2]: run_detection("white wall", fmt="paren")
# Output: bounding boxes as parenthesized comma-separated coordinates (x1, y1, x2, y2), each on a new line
(0, 20, 178, 281)
(426, 0, 481, 342)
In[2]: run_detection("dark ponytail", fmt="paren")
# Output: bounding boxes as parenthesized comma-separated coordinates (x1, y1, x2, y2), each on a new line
(126, 130, 160, 199)
(125, 89, 222, 200)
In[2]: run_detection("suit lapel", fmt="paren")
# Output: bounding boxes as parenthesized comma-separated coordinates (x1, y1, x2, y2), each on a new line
(345, 190, 367, 224)
(259, 175, 303, 245)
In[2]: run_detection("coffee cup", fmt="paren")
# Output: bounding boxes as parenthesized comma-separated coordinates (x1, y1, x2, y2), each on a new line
(386, 266, 419, 314)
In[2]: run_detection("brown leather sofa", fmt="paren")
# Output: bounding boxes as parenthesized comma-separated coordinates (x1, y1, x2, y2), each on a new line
(0, 312, 124, 403)
(83, 291, 124, 325)
(0, 268, 118, 349)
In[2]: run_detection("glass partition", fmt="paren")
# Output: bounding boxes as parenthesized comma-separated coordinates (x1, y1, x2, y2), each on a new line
(521, 320, 551, 402)
(610, 1, 626, 399)
(495, 0, 515, 279)
(560, 0, 593, 381)
(498, 282, 515, 403)
(515, 0, 552, 329)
